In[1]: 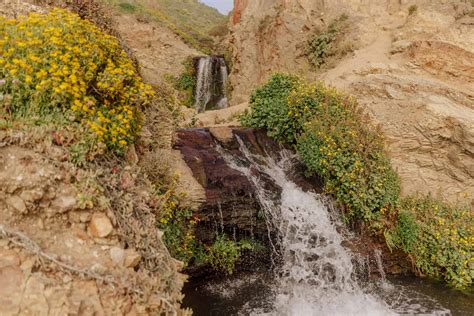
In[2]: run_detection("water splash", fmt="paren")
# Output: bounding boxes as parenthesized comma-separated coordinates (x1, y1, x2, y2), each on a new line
(194, 56, 228, 112)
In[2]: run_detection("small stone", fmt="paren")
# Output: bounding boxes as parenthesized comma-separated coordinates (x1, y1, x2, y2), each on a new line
(20, 189, 44, 203)
(20, 257, 36, 272)
(110, 247, 125, 266)
(124, 249, 141, 268)
(79, 212, 90, 223)
(73, 227, 89, 241)
(51, 195, 77, 213)
(6, 195, 27, 213)
(89, 213, 113, 238)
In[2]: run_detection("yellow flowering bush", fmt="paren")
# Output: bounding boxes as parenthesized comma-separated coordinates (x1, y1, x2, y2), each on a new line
(290, 83, 400, 221)
(386, 197, 473, 288)
(0, 9, 155, 151)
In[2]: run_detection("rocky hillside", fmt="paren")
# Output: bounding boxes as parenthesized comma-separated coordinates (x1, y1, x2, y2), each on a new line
(0, 1, 193, 314)
(229, 0, 474, 207)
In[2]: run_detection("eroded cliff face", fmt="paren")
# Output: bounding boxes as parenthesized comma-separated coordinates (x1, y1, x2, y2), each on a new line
(229, 0, 474, 206)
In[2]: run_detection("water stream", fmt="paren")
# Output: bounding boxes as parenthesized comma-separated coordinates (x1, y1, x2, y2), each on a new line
(183, 138, 472, 315)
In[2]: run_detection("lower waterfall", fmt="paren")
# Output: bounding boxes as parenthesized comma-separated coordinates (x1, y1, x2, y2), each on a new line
(210, 137, 450, 316)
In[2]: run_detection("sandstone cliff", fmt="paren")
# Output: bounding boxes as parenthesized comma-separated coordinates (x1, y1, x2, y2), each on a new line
(229, 0, 474, 206)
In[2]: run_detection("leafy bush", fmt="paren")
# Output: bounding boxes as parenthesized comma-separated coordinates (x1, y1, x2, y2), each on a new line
(0, 9, 155, 152)
(240, 73, 300, 144)
(394, 197, 473, 288)
(292, 83, 400, 220)
(242, 75, 400, 220)
(306, 14, 349, 69)
(118, 2, 137, 13)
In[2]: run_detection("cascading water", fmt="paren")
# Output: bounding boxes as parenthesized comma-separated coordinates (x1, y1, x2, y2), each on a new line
(222, 139, 395, 315)
(194, 56, 228, 113)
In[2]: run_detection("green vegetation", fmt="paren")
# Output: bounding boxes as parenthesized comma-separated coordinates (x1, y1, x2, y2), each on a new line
(241, 73, 473, 288)
(173, 57, 197, 107)
(158, 199, 263, 274)
(241, 74, 399, 220)
(106, 0, 228, 53)
(292, 83, 400, 221)
(207, 235, 263, 274)
(305, 14, 351, 69)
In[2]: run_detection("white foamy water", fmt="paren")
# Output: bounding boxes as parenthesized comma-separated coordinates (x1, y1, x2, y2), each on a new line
(219, 138, 449, 316)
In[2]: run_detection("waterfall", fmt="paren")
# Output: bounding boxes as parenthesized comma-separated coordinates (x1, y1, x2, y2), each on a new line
(194, 56, 228, 113)
(182, 130, 453, 315)
(221, 138, 395, 315)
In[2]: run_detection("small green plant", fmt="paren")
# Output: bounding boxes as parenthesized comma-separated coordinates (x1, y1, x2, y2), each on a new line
(174, 57, 197, 107)
(385, 210, 419, 253)
(118, 2, 137, 13)
(305, 14, 349, 69)
(408, 5, 418, 15)
(206, 235, 261, 275)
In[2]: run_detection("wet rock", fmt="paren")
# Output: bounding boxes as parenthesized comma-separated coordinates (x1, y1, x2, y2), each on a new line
(173, 128, 322, 245)
(89, 213, 113, 238)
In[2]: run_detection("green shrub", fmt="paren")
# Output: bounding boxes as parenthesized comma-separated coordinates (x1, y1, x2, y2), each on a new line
(292, 83, 400, 220)
(157, 192, 212, 267)
(240, 73, 300, 144)
(408, 5, 418, 15)
(306, 14, 349, 69)
(396, 197, 473, 288)
(119, 2, 137, 13)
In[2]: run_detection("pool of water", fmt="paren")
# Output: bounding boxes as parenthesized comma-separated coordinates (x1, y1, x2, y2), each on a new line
(183, 272, 474, 315)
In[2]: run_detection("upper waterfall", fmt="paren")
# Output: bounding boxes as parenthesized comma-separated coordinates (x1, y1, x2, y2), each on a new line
(194, 56, 229, 113)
